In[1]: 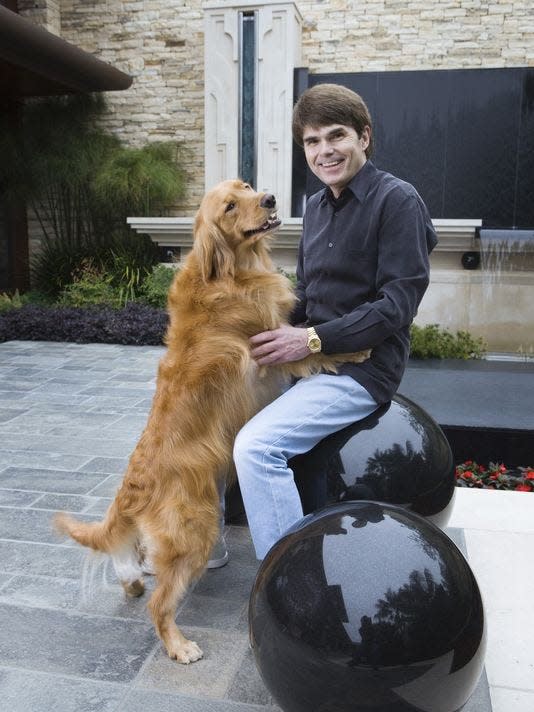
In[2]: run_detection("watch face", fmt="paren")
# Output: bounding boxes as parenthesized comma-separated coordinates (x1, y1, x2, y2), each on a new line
(308, 337, 321, 352)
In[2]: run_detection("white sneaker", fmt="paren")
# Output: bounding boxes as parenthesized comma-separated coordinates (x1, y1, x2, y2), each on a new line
(207, 533, 229, 569)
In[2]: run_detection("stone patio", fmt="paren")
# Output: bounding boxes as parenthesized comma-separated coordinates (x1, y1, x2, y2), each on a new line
(0, 340, 532, 711)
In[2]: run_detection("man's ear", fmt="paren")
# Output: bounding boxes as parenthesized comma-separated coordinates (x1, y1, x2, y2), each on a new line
(360, 125, 371, 153)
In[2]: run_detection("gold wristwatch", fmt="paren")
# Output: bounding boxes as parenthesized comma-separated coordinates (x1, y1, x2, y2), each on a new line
(306, 327, 322, 353)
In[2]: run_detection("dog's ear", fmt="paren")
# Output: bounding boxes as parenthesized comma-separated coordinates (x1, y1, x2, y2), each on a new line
(193, 211, 235, 282)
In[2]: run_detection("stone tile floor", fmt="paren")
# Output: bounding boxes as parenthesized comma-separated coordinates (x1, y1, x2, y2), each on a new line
(0, 340, 531, 711)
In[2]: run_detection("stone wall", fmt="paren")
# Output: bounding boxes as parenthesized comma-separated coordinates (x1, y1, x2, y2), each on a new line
(18, 0, 61, 34)
(298, 0, 534, 72)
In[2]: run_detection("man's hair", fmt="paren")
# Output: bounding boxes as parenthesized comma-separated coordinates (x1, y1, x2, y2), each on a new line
(292, 83, 374, 158)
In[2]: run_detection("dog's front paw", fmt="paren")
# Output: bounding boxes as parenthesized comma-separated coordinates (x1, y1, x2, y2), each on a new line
(168, 639, 204, 664)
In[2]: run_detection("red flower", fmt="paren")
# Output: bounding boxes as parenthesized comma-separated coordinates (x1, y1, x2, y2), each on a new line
(463, 471, 474, 479)
(525, 471, 534, 480)
(464, 460, 473, 465)
(489, 474, 499, 480)
(515, 484, 532, 492)
(499, 464, 507, 473)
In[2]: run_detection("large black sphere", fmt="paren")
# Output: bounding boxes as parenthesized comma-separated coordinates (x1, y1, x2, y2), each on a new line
(250, 502, 486, 712)
(292, 394, 455, 528)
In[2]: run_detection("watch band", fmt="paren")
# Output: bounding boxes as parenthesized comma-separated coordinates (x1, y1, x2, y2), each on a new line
(306, 326, 322, 353)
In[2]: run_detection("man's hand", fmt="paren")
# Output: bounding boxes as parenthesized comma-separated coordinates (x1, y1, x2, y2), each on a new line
(250, 325, 309, 365)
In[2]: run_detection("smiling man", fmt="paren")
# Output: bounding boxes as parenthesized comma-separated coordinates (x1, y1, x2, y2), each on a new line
(234, 83, 438, 560)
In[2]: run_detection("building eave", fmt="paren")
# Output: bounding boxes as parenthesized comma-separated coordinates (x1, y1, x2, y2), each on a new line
(0, 6, 132, 97)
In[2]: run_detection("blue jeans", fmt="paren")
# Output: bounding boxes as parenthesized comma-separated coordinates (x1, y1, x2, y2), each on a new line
(233, 374, 378, 559)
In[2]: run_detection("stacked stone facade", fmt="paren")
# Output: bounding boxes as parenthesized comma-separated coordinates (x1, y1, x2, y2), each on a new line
(298, 0, 534, 72)
(18, 0, 61, 34)
(18, 0, 534, 217)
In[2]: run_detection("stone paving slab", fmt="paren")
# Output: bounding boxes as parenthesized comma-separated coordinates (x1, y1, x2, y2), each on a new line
(0, 341, 492, 711)
(0, 668, 128, 712)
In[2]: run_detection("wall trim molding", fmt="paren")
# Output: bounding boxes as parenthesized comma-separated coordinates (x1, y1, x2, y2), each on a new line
(126, 216, 483, 263)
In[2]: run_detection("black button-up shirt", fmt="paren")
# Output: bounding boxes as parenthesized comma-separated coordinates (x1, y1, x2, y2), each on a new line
(291, 160, 437, 404)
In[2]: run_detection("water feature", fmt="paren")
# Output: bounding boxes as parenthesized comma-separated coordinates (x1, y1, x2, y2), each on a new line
(478, 228, 534, 357)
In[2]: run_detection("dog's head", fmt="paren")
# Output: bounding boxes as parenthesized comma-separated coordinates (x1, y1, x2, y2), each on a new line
(193, 179, 281, 281)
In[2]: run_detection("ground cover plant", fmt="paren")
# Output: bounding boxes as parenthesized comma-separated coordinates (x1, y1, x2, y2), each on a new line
(1, 93, 185, 301)
(0, 302, 168, 346)
(455, 460, 534, 491)
(410, 323, 486, 359)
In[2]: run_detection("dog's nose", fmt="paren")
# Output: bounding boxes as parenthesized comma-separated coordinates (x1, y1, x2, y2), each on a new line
(260, 193, 276, 209)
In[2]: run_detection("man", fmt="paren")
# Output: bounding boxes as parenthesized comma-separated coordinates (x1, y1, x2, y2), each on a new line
(233, 83, 437, 560)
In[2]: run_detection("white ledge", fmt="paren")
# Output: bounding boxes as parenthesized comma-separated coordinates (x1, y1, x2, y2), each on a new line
(127, 216, 483, 252)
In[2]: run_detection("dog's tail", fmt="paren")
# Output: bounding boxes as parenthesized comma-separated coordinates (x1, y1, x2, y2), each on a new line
(54, 499, 132, 554)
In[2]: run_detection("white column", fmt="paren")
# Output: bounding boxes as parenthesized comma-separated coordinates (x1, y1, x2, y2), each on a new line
(256, 3, 302, 216)
(203, 1, 302, 216)
(203, 7, 240, 190)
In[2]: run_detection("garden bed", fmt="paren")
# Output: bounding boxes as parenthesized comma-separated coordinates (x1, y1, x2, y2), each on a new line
(456, 460, 534, 491)
(0, 303, 168, 345)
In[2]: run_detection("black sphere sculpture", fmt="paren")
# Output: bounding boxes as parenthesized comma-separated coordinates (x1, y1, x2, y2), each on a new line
(250, 501, 486, 712)
(292, 394, 455, 528)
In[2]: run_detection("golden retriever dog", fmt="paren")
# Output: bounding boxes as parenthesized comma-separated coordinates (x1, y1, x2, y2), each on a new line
(55, 179, 369, 664)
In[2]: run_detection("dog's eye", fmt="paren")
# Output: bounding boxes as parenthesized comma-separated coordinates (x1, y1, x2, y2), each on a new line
(225, 202, 236, 213)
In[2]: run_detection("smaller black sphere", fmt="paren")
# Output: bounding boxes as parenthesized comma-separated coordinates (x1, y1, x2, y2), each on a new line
(292, 394, 456, 528)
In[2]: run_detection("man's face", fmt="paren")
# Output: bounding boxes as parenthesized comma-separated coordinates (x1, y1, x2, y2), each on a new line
(302, 123, 370, 198)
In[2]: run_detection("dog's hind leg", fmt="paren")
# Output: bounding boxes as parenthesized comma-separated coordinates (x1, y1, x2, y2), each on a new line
(112, 539, 145, 597)
(147, 551, 206, 664)
(136, 532, 157, 576)
(55, 500, 145, 596)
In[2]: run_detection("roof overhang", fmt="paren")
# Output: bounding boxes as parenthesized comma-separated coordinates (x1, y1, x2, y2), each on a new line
(0, 6, 133, 98)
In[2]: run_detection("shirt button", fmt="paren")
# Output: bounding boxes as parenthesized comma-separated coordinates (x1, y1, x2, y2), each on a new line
(328, 242, 333, 248)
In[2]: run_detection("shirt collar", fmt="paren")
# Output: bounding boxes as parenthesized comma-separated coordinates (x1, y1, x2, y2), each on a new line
(321, 160, 376, 206)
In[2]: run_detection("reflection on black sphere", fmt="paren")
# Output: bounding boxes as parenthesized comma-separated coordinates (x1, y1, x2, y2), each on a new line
(250, 502, 486, 712)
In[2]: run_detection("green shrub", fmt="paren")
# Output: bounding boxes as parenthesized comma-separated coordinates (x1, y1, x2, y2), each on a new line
(93, 141, 185, 218)
(139, 264, 177, 308)
(0, 290, 52, 312)
(104, 231, 159, 288)
(58, 261, 121, 308)
(20, 290, 52, 306)
(0, 290, 23, 312)
(31, 236, 89, 298)
(2, 94, 184, 298)
(410, 323, 486, 360)
(32, 231, 159, 301)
